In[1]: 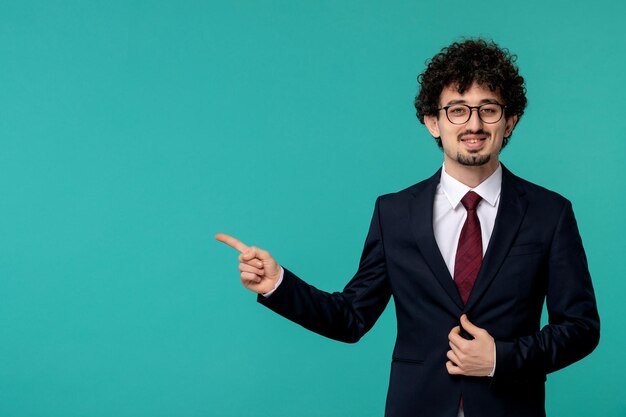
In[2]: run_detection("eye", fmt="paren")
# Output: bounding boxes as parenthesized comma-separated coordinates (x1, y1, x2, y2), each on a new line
(448, 106, 468, 116)
(480, 104, 499, 115)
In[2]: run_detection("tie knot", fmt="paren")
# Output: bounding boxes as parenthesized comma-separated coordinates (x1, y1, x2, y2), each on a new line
(461, 191, 482, 211)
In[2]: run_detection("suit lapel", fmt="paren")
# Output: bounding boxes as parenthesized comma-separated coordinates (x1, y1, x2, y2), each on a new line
(465, 165, 528, 311)
(409, 169, 465, 310)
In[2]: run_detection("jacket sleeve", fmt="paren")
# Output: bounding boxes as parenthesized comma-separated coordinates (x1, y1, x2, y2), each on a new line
(494, 200, 600, 380)
(257, 197, 391, 343)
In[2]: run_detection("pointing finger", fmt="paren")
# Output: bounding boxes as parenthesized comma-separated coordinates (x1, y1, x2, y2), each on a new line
(215, 233, 249, 253)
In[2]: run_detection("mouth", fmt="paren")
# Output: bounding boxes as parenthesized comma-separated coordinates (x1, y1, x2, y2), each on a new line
(459, 132, 488, 150)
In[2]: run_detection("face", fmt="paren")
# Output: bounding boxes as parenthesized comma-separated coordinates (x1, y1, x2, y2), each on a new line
(424, 82, 518, 176)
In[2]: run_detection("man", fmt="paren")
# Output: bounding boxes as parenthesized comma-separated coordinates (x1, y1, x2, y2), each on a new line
(216, 39, 600, 417)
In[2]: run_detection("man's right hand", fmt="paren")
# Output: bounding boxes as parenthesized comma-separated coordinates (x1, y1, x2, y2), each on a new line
(215, 233, 282, 295)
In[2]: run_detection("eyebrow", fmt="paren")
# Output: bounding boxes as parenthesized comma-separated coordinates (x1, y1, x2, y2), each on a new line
(444, 98, 500, 106)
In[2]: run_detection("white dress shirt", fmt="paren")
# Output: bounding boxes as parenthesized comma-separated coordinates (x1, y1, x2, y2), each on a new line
(434, 163, 502, 277)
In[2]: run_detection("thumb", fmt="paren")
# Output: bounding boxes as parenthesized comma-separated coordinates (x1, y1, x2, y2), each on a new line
(255, 247, 274, 261)
(460, 314, 482, 336)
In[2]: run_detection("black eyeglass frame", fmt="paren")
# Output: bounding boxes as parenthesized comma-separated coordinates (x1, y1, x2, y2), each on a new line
(438, 103, 507, 125)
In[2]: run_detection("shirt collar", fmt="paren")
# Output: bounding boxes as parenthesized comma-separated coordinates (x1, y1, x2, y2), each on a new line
(439, 163, 502, 209)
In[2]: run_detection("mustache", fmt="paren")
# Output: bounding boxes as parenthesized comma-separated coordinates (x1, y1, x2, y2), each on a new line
(458, 130, 489, 141)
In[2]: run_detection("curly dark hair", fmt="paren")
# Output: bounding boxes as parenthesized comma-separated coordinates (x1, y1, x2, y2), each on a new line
(414, 38, 527, 149)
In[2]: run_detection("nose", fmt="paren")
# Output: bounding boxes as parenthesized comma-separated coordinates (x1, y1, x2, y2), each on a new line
(466, 108, 484, 129)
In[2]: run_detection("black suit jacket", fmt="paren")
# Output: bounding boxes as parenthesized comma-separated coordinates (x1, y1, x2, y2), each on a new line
(259, 166, 600, 417)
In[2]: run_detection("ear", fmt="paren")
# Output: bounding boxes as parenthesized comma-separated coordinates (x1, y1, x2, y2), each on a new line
(424, 114, 441, 138)
(504, 114, 518, 138)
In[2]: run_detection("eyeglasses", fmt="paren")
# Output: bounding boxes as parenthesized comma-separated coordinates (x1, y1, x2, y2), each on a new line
(438, 103, 506, 125)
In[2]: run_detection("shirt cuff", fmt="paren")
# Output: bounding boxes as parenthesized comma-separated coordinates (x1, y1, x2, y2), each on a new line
(261, 267, 284, 298)
(488, 341, 496, 377)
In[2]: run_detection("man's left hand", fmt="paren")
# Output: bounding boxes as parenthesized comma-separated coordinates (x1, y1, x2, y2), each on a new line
(446, 314, 495, 377)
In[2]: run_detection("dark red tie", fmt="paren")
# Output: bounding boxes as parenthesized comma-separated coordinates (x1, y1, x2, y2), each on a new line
(454, 191, 483, 304)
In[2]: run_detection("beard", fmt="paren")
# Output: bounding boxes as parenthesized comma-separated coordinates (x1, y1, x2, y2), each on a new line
(457, 152, 491, 166)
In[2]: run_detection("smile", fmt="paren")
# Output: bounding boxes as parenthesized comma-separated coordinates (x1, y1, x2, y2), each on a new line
(459, 132, 489, 143)
(459, 136, 487, 150)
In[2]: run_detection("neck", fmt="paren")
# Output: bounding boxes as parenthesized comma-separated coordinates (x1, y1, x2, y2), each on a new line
(443, 158, 500, 188)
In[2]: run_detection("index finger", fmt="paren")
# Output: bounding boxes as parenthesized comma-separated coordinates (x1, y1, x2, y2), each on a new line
(448, 326, 463, 343)
(215, 233, 249, 253)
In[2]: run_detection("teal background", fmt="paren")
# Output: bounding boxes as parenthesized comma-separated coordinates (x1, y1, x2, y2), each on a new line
(1, 1, 624, 416)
